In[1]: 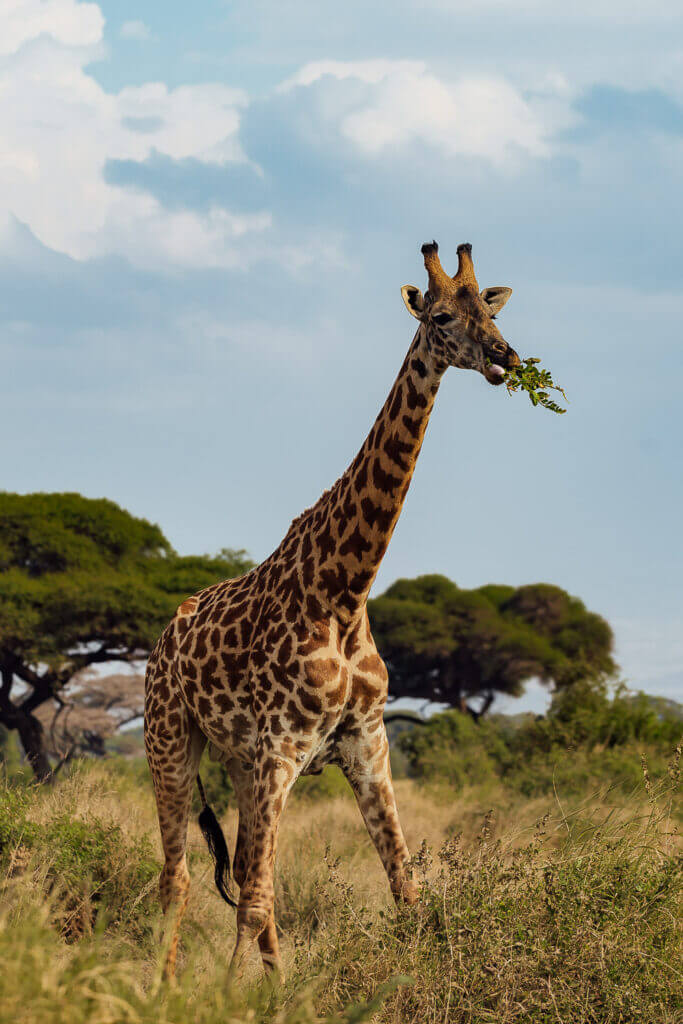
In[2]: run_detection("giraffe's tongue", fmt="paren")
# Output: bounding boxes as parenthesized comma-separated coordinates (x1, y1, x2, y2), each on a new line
(484, 364, 506, 385)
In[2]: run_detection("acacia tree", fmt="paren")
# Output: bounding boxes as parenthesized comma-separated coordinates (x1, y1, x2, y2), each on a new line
(35, 670, 145, 762)
(0, 492, 252, 780)
(368, 575, 615, 719)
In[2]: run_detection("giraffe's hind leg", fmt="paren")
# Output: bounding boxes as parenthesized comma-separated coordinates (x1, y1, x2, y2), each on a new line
(227, 744, 298, 981)
(227, 757, 284, 980)
(144, 662, 206, 979)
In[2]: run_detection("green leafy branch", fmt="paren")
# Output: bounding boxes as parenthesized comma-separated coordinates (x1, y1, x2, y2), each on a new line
(502, 357, 568, 414)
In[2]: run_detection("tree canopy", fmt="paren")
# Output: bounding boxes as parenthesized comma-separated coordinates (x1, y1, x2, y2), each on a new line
(0, 492, 252, 779)
(368, 574, 615, 718)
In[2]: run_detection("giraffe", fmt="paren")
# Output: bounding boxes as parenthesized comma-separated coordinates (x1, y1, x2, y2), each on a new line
(144, 240, 520, 980)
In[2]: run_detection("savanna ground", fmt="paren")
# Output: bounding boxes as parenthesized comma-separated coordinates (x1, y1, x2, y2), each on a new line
(0, 700, 681, 1024)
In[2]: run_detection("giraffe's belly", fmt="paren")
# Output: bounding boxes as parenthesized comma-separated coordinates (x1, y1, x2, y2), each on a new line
(174, 612, 389, 773)
(304, 739, 347, 775)
(177, 649, 348, 771)
(300, 678, 388, 777)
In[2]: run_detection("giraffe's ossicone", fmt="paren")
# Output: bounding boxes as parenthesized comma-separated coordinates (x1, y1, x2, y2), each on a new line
(144, 240, 519, 980)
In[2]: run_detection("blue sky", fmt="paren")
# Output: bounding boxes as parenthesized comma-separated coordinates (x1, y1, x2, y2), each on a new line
(3, 0, 683, 710)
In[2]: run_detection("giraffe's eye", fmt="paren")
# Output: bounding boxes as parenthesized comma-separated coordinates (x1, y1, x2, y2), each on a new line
(432, 312, 452, 326)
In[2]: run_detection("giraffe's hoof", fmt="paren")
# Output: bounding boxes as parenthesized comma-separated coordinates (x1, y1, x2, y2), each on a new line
(392, 877, 419, 905)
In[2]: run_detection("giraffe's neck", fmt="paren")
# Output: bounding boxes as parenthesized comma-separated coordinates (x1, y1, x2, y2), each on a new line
(303, 324, 445, 623)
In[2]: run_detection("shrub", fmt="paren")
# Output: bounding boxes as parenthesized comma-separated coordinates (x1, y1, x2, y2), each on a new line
(0, 781, 159, 943)
(515, 680, 681, 756)
(398, 681, 682, 798)
(292, 766, 353, 803)
(298, 768, 681, 1023)
(398, 709, 511, 787)
(195, 752, 235, 809)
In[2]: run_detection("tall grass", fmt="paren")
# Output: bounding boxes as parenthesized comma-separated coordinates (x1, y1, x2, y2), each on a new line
(0, 742, 680, 1023)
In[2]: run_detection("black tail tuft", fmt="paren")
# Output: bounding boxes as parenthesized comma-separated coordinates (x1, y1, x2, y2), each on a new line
(197, 778, 237, 909)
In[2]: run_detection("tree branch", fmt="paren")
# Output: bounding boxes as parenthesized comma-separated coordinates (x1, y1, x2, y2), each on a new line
(55, 648, 142, 683)
(383, 711, 427, 727)
(5, 652, 52, 690)
(20, 682, 55, 714)
(118, 711, 144, 728)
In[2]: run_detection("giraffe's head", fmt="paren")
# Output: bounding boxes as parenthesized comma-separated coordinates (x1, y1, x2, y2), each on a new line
(401, 241, 520, 385)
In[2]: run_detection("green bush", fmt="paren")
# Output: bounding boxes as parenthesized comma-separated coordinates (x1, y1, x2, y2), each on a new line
(195, 752, 235, 810)
(292, 766, 353, 802)
(99, 753, 152, 791)
(0, 782, 159, 943)
(398, 710, 511, 788)
(515, 680, 681, 755)
(504, 742, 674, 798)
(398, 681, 682, 798)
(0, 726, 22, 779)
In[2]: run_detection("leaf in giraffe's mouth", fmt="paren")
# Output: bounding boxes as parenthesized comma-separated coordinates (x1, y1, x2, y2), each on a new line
(495, 357, 568, 414)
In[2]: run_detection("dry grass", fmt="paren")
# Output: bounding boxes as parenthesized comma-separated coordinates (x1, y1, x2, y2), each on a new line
(0, 753, 681, 1023)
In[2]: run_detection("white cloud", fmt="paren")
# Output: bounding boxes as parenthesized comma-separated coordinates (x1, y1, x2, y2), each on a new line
(1, 0, 103, 57)
(278, 59, 424, 91)
(95, 202, 272, 270)
(120, 19, 151, 41)
(0, 1, 268, 269)
(279, 60, 568, 166)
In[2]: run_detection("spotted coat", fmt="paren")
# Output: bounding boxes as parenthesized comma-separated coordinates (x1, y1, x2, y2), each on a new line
(144, 240, 520, 978)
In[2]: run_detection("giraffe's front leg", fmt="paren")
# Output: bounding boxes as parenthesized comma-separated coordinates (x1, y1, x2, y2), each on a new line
(342, 724, 419, 905)
(228, 747, 298, 981)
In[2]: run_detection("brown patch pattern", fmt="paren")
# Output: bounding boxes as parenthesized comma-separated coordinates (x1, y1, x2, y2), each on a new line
(145, 241, 516, 979)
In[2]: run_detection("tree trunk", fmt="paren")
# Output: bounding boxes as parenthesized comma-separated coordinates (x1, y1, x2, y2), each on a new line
(15, 711, 54, 783)
(441, 657, 465, 711)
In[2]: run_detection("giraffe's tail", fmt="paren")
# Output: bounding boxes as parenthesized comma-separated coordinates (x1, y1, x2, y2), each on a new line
(196, 774, 238, 909)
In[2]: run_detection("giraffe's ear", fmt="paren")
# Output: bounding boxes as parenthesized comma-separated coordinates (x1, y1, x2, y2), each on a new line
(401, 285, 426, 320)
(480, 286, 512, 318)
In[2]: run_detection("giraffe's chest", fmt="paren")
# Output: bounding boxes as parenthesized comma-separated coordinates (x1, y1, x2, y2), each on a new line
(297, 639, 390, 775)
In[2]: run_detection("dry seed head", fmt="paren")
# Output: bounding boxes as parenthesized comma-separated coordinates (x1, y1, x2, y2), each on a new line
(533, 812, 550, 846)
(410, 838, 433, 877)
(478, 809, 494, 845)
(667, 742, 681, 789)
(640, 753, 653, 797)
(438, 834, 463, 870)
